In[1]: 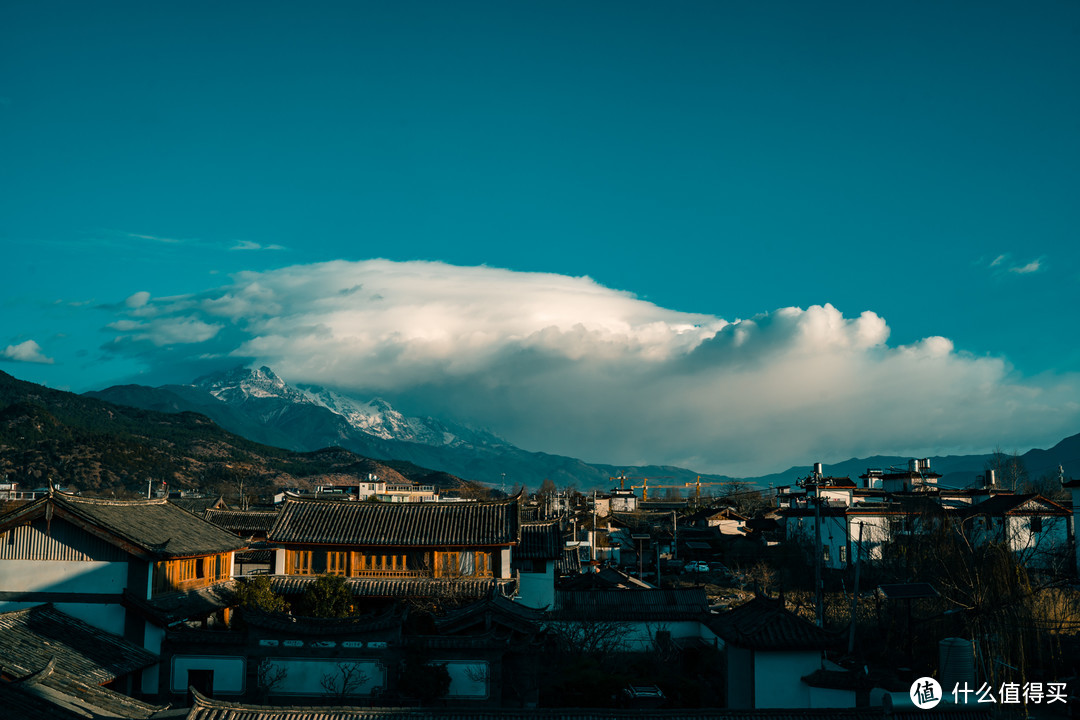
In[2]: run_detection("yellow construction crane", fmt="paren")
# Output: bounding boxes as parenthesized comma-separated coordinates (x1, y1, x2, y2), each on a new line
(630, 478, 682, 501)
(687, 476, 754, 502)
(631, 476, 753, 502)
(609, 474, 672, 490)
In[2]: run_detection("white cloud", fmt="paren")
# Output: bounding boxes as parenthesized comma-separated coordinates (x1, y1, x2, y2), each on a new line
(1010, 259, 1042, 274)
(231, 240, 286, 251)
(2, 340, 55, 365)
(983, 253, 1046, 276)
(125, 291, 151, 308)
(99, 259, 1080, 475)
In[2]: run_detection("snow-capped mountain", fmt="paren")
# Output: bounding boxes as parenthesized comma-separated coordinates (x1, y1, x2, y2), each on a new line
(189, 365, 504, 450)
(87, 365, 720, 489)
(295, 383, 480, 448)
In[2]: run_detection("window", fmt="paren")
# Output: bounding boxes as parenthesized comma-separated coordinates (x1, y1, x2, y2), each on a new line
(289, 550, 313, 575)
(327, 551, 348, 575)
(823, 546, 831, 563)
(1030, 516, 1043, 533)
(839, 546, 847, 565)
(436, 551, 492, 577)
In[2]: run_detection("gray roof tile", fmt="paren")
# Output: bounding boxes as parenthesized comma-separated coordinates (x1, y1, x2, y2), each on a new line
(268, 495, 520, 547)
(0, 604, 158, 683)
(0, 492, 247, 559)
(707, 596, 839, 651)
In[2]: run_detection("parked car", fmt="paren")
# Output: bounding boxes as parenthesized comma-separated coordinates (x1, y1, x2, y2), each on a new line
(708, 561, 733, 577)
(684, 560, 709, 573)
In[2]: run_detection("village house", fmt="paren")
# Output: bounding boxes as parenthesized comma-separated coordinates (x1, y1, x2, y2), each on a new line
(263, 493, 522, 606)
(776, 461, 1073, 573)
(708, 594, 841, 709)
(204, 507, 280, 575)
(511, 520, 564, 609)
(0, 490, 248, 695)
(1064, 475, 1080, 575)
(960, 493, 1071, 571)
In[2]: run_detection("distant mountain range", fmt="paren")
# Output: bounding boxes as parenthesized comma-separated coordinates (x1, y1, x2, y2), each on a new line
(85, 366, 1080, 494)
(86, 366, 731, 491)
(0, 370, 473, 499)
(752, 439, 1080, 492)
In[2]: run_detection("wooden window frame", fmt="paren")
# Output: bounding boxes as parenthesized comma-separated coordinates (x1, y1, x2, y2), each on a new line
(289, 549, 313, 575)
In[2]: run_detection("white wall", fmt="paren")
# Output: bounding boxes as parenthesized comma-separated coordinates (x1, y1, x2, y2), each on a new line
(59, 602, 128, 636)
(517, 566, 555, 610)
(0, 559, 127, 594)
(265, 658, 385, 697)
(809, 686, 856, 708)
(545, 619, 715, 653)
(754, 650, 821, 708)
(141, 623, 165, 694)
(170, 655, 246, 695)
(439, 661, 489, 699)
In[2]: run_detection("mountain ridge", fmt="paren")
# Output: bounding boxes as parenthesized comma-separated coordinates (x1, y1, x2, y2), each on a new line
(84, 365, 1080, 494)
(0, 369, 477, 499)
(87, 366, 739, 490)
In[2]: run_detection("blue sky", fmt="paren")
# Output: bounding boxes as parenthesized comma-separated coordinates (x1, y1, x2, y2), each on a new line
(2, 2, 1078, 475)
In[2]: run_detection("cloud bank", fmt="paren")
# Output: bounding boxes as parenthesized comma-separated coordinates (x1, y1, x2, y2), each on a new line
(100, 260, 1080, 476)
(3, 340, 55, 365)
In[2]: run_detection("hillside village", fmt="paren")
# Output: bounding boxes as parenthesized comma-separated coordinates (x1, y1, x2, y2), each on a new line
(1, 374, 1079, 718)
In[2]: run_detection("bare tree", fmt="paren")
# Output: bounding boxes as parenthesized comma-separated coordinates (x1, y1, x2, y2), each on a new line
(545, 619, 634, 660)
(320, 662, 369, 701)
(256, 659, 288, 700)
(986, 448, 1029, 491)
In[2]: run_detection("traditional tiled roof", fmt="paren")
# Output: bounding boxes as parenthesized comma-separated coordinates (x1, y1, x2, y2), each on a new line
(187, 689, 977, 720)
(0, 604, 158, 683)
(707, 595, 839, 651)
(0, 664, 166, 720)
(268, 495, 520, 547)
(171, 495, 228, 515)
(235, 547, 275, 564)
(268, 575, 518, 600)
(555, 546, 582, 575)
(205, 508, 279, 536)
(123, 580, 239, 626)
(558, 567, 652, 591)
(0, 491, 247, 559)
(553, 587, 709, 621)
(434, 592, 544, 635)
(240, 604, 406, 637)
(516, 521, 563, 559)
(963, 493, 1069, 517)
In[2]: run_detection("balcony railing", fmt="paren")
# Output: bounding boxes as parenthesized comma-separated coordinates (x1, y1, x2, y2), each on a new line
(352, 569, 423, 578)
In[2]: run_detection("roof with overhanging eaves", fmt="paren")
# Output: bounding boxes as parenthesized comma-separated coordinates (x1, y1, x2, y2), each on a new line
(268, 494, 521, 547)
(182, 689, 992, 720)
(0, 604, 158, 684)
(707, 595, 840, 651)
(0, 491, 247, 559)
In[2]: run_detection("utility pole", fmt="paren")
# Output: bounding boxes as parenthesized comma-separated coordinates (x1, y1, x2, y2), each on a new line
(813, 466, 824, 628)
(847, 522, 864, 653)
(672, 510, 678, 561)
(591, 491, 597, 562)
